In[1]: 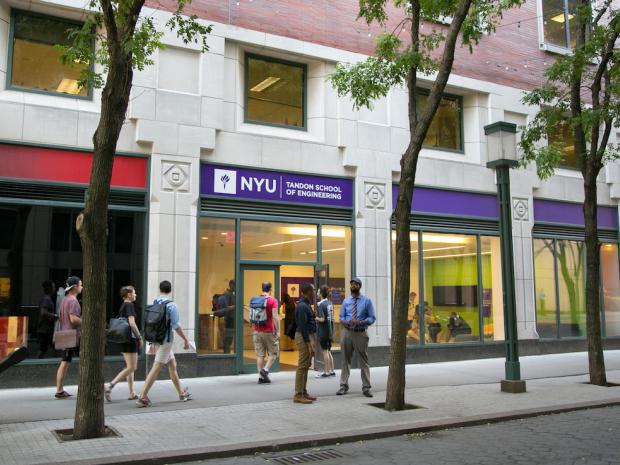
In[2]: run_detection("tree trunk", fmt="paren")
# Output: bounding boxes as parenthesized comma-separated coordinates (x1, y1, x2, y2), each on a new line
(583, 168, 606, 385)
(73, 52, 134, 439)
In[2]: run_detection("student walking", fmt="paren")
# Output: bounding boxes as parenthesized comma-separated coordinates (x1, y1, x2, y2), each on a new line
(54, 276, 82, 399)
(251, 282, 279, 384)
(336, 277, 376, 398)
(104, 286, 143, 401)
(136, 280, 191, 407)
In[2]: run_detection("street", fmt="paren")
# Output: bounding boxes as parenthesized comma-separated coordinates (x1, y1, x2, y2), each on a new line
(183, 406, 620, 465)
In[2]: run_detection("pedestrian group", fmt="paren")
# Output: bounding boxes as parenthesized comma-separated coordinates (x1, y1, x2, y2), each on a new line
(50, 274, 376, 406)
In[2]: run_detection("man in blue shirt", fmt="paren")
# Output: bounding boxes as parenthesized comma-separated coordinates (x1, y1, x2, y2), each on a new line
(336, 277, 376, 397)
(137, 280, 191, 407)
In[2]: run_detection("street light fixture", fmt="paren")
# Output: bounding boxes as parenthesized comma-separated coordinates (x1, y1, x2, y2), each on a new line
(485, 121, 526, 394)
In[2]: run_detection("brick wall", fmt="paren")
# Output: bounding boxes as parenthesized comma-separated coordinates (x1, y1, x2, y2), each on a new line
(148, 0, 554, 91)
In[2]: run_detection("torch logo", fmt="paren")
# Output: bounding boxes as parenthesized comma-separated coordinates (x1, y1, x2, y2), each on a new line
(214, 169, 236, 194)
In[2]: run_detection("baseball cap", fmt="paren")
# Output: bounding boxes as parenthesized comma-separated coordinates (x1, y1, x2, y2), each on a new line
(65, 276, 81, 291)
(350, 277, 362, 286)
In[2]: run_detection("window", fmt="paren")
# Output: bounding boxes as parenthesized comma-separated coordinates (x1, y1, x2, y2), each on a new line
(601, 244, 620, 337)
(245, 54, 306, 129)
(240, 221, 317, 262)
(197, 218, 236, 355)
(419, 92, 463, 152)
(534, 238, 586, 338)
(548, 120, 580, 169)
(392, 231, 503, 345)
(542, 0, 578, 49)
(8, 10, 89, 97)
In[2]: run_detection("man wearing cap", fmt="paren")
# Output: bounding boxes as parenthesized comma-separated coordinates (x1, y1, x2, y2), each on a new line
(336, 277, 376, 398)
(55, 276, 82, 399)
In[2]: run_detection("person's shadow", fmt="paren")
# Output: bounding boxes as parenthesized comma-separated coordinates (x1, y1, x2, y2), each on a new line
(0, 347, 29, 376)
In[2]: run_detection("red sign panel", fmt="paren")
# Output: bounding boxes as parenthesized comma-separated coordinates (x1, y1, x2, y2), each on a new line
(0, 144, 147, 189)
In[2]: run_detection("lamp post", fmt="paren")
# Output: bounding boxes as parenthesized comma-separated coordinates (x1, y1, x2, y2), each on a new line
(485, 121, 526, 394)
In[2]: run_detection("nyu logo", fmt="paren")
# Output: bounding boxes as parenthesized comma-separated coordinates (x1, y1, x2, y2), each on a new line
(213, 169, 237, 194)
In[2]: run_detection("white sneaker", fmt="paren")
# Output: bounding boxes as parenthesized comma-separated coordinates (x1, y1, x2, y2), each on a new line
(314, 372, 326, 378)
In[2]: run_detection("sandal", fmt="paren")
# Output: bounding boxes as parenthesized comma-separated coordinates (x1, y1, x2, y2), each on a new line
(136, 396, 151, 408)
(179, 389, 192, 402)
(104, 384, 113, 402)
(54, 391, 72, 399)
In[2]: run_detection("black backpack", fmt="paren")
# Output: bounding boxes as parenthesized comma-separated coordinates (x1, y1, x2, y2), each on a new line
(144, 300, 171, 343)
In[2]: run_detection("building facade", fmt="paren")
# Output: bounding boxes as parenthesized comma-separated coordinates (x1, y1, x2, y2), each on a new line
(0, 0, 619, 386)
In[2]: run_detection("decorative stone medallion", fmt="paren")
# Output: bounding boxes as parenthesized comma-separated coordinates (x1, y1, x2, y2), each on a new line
(162, 162, 190, 192)
(512, 197, 529, 221)
(365, 182, 385, 209)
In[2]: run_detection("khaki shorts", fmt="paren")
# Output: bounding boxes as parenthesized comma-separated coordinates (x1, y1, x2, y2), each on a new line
(154, 342, 175, 364)
(253, 332, 279, 358)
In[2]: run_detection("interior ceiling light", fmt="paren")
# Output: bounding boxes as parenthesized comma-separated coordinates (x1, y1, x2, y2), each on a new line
(259, 237, 312, 248)
(250, 76, 281, 92)
(423, 251, 491, 260)
(56, 78, 80, 94)
(391, 231, 469, 244)
(550, 13, 573, 23)
(411, 245, 465, 254)
(302, 247, 346, 255)
(284, 226, 344, 237)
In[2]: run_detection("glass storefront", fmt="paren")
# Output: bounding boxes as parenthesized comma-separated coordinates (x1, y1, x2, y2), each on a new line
(534, 238, 618, 339)
(197, 218, 352, 363)
(392, 230, 504, 345)
(0, 205, 145, 359)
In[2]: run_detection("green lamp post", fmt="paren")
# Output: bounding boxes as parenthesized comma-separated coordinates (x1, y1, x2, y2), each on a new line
(485, 121, 526, 394)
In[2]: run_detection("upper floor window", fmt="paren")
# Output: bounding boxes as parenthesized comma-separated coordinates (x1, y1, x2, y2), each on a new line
(8, 10, 90, 97)
(548, 120, 580, 169)
(245, 54, 306, 130)
(419, 91, 463, 152)
(542, 0, 578, 50)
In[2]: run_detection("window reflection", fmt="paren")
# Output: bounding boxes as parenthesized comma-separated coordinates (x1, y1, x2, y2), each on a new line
(601, 244, 620, 337)
(534, 239, 558, 338)
(241, 221, 317, 262)
(198, 217, 236, 354)
(419, 93, 462, 151)
(548, 120, 579, 169)
(542, 0, 577, 49)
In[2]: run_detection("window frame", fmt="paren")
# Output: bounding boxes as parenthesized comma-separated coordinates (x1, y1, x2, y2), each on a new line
(416, 88, 465, 154)
(243, 53, 307, 131)
(6, 9, 94, 100)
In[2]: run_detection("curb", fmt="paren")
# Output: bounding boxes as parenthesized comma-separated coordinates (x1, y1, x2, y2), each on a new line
(44, 398, 620, 465)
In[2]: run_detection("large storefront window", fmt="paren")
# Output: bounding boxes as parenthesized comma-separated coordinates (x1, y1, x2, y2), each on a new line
(534, 238, 588, 338)
(320, 225, 352, 348)
(601, 244, 620, 337)
(197, 217, 236, 354)
(0, 205, 145, 359)
(241, 221, 317, 262)
(392, 231, 503, 345)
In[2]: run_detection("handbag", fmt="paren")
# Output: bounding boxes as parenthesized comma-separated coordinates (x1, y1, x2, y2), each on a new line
(53, 329, 79, 350)
(107, 317, 132, 344)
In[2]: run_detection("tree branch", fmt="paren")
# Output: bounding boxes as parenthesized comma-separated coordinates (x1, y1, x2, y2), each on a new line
(593, 0, 612, 26)
(99, 0, 120, 52)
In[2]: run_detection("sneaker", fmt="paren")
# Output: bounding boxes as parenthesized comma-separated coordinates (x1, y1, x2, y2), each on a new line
(136, 396, 151, 408)
(363, 390, 373, 398)
(54, 390, 72, 399)
(329, 372, 337, 377)
(104, 384, 113, 403)
(259, 368, 269, 379)
(321, 372, 330, 378)
(258, 376, 271, 384)
(179, 388, 192, 402)
(315, 372, 326, 378)
(336, 387, 348, 396)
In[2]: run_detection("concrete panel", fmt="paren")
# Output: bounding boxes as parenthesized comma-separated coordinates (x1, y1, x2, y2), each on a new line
(338, 119, 357, 148)
(202, 53, 225, 99)
(133, 63, 156, 88)
(178, 124, 215, 156)
(390, 127, 409, 155)
(23, 106, 78, 146)
(324, 82, 338, 119)
(223, 57, 238, 104)
(221, 102, 237, 132)
(156, 90, 201, 125)
(375, 228, 391, 278)
(200, 97, 223, 130)
(300, 142, 343, 175)
(155, 212, 175, 272)
(307, 77, 325, 119)
(358, 97, 388, 125)
(0, 101, 23, 140)
(324, 117, 338, 146)
(390, 88, 409, 129)
(174, 213, 197, 273)
(205, 34, 225, 56)
(358, 123, 390, 152)
(262, 137, 302, 170)
(76, 111, 99, 148)
(117, 121, 143, 154)
(211, 132, 262, 166)
(128, 87, 156, 120)
(136, 120, 178, 155)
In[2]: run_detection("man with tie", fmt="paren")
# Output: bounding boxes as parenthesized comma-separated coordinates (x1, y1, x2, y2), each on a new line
(336, 277, 376, 398)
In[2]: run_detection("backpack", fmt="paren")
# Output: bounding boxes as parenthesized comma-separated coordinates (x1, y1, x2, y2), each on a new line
(144, 300, 171, 343)
(249, 296, 268, 326)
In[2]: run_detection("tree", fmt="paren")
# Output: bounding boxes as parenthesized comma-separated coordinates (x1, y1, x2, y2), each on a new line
(59, 0, 211, 439)
(330, 0, 523, 411)
(519, 0, 620, 386)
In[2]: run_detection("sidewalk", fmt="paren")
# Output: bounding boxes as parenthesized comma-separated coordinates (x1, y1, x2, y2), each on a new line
(1, 351, 619, 465)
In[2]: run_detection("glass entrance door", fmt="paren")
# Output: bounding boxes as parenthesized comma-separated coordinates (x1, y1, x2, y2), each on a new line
(239, 266, 279, 373)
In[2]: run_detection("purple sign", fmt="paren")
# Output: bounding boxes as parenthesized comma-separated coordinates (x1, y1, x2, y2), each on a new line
(201, 164, 353, 208)
(392, 185, 499, 219)
(534, 199, 618, 229)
